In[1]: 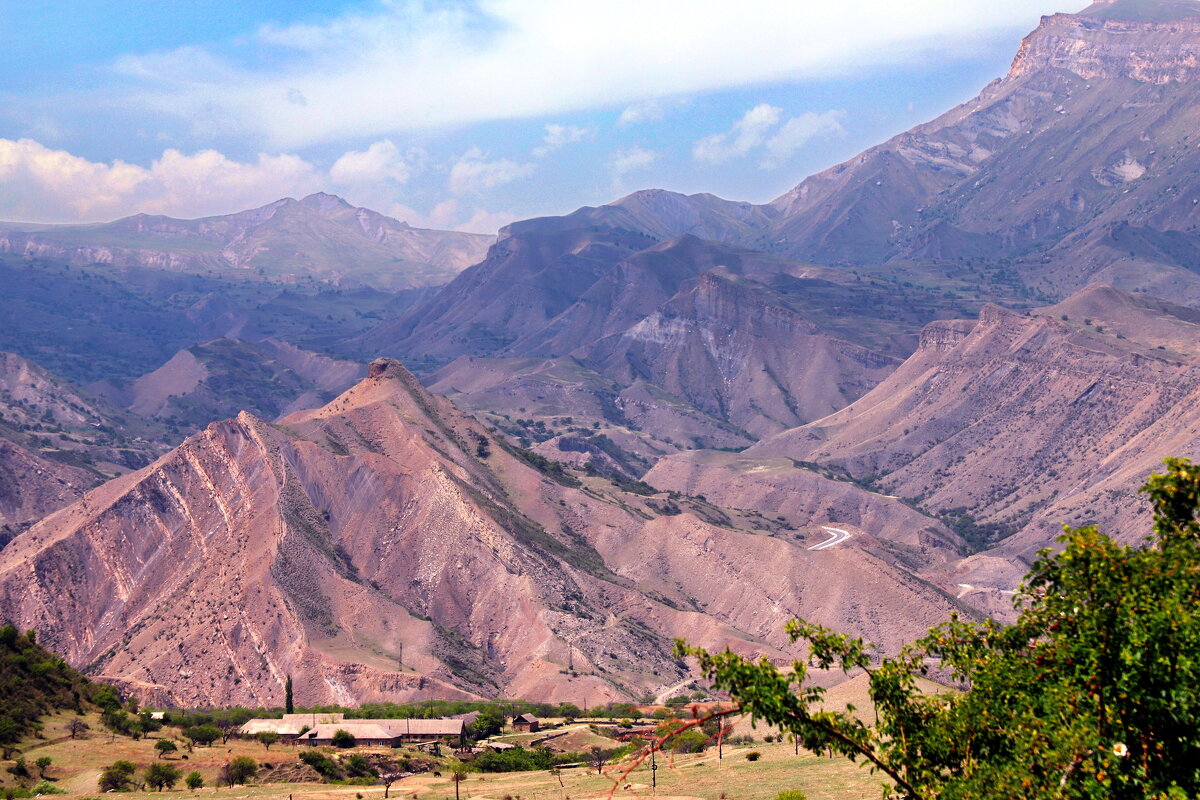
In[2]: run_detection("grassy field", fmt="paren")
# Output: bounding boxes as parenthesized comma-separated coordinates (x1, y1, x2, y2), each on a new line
(3, 712, 883, 800)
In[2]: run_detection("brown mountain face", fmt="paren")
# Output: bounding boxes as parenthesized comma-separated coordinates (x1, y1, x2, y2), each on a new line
(92, 338, 365, 435)
(767, 0, 1200, 301)
(750, 284, 1200, 570)
(0, 359, 972, 706)
(0, 353, 166, 534)
(0, 193, 494, 291)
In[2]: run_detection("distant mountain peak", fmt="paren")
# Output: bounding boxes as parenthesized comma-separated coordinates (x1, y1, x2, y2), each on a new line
(1079, 0, 1200, 22)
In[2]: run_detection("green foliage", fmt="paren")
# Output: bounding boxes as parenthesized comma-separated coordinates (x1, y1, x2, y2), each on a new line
(223, 756, 258, 786)
(184, 771, 203, 790)
(745, 750, 762, 761)
(331, 728, 357, 748)
(256, 731, 281, 750)
(470, 746, 584, 773)
(28, 780, 64, 795)
(676, 458, 1200, 799)
(154, 739, 177, 758)
(775, 792, 809, 800)
(466, 708, 505, 739)
(0, 628, 109, 744)
(342, 754, 376, 778)
(143, 762, 182, 791)
(97, 761, 136, 792)
(182, 724, 221, 746)
(299, 749, 344, 780)
(285, 674, 294, 715)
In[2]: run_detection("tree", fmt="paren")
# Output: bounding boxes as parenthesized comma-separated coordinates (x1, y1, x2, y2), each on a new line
(183, 724, 221, 747)
(676, 458, 1200, 800)
(256, 731, 281, 751)
(285, 674, 294, 714)
(98, 760, 137, 792)
(144, 762, 182, 791)
(331, 728, 356, 748)
(155, 739, 178, 758)
(34, 757, 50, 778)
(587, 746, 607, 774)
(221, 756, 257, 787)
(68, 718, 89, 739)
(451, 767, 468, 800)
(185, 771, 203, 790)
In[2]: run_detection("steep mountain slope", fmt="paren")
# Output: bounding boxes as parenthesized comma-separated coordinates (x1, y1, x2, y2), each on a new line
(0, 360, 971, 706)
(0, 353, 165, 534)
(751, 284, 1200, 562)
(0, 193, 493, 291)
(768, 0, 1200, 301)
(93, 338, 365, 434)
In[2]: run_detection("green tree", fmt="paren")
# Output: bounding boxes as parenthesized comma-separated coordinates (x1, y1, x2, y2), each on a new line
(185, 771, 203, 790)
(98, 760, 136, 792)
(34, 757, 50, 778)
(331, 728, 356, 748)
(285, 674, 294, 714)
(224, 756, 257, 786)
(256, 731, 281, 751)
(144, 762, 182, 791)
(154, 739, 177, 758)
(676, 458, 1200, 799)
(183, 724, 221, 747)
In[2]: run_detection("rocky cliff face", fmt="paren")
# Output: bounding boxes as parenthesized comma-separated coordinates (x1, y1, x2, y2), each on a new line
(766, 0, 1200, 301)
(0, 353, 166, 531)
(0, 359, 971, 706)
(752, 285, 1200, 565)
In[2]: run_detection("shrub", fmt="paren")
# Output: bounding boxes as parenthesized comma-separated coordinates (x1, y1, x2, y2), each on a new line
(185, 771, 203, 790)
(144, 762, 183, 791)
(745, 750, 761, 762)
(774, 792, 808, 800)
(299, 749, 343, 780)
(331, 729, 356, 748)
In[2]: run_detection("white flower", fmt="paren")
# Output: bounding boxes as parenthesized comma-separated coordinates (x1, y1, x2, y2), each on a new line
(1113, 743, 1129, 757)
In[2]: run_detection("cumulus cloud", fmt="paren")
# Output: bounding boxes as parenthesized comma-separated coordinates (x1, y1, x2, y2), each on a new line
(0, 137, 510, 233)
(330, 139, 411, 186)
(693, 103, 783, 164)
(0, 137, 323, 222)
(532, 124, 593, 157)
(110, 0, 1087, 147)
(617, 100, 666, 127)
(609, 146, 659, 177)
(693, 105, 845, 167)
(448, 147, 535, 195)
(763, 110, 847, 167)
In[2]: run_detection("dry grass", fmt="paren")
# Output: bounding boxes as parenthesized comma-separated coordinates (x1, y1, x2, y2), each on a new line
(3, 713, 882, 800)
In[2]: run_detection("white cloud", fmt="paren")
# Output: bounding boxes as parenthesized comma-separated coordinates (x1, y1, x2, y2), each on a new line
(448, 147, 535, 195)
(111, 0, 1088, 147)
(693, 103, 782, 164)
(532, 124, 593, 157)
(617, 100, 666, 127)
(330, 139, 411, 186)
(763, 110, 847, 167)
(692, 105, 845, 167)
(609, 146, 659, 177)
(0, 137, 323, 222)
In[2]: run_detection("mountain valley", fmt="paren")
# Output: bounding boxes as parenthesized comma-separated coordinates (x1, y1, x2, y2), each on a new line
(2, 0, 1200, 709)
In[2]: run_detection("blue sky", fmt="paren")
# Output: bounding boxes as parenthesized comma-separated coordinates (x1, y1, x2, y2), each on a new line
(0, 0, 1089, 231)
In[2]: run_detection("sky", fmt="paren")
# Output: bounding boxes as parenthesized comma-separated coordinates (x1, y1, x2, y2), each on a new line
(0, 0, 1091, 233)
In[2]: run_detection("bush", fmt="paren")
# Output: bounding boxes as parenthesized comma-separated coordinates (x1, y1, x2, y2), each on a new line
(299, 749, 343, 780)
(29, 781, 64, 795)
(185, 771, 203, 790)
(183, 724, 221, 746)
(222, 756, 257, 786)
(331, 729, 356, 748)
(774, 792, 808, 800)
(98, 761, 136, 792)
(745, 750, 762, 762)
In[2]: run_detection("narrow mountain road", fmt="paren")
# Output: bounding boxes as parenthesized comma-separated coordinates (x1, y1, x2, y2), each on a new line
(809, 526, 852, 551)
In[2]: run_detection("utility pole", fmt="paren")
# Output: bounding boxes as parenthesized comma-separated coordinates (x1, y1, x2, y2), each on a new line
(651, 745, 657, 793)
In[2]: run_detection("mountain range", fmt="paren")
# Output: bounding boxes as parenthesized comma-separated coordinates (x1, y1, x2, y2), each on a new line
(2, 0, 1200, 705)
